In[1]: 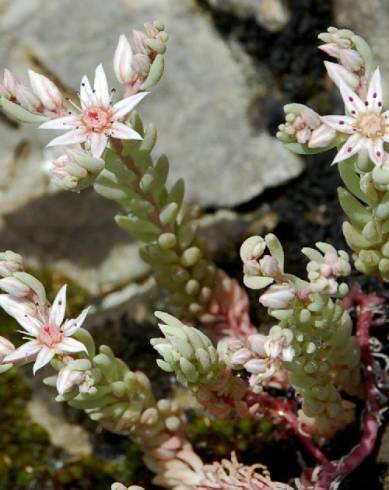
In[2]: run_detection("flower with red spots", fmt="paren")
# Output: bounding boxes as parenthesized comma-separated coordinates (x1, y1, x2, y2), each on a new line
(40, 64, 148, 158)
(0, 285, 89, 374)
(322, 67, 389, 166)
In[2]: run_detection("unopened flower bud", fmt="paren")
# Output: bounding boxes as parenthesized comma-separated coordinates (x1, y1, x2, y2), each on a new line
(28, 70, 63, 112)
(258, 256, 280, 277)
(15, 84, 40, 112)
(259, 283, 295, 309)
(0, 251, 24, 277)
(308, 124, 336, 148)
(3, 69, 18, 97)
(56, 365, 86, 395)
(324, 61, 359, 90)
(113, 34, 134, 84)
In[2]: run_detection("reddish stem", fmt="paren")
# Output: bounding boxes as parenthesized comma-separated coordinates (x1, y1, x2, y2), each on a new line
(246, 392, 329, 465)
(314, 290, 383, 490)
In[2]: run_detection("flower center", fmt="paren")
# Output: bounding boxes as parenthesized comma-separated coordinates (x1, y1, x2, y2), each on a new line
(355, 112, 386, 138)
(81, 106, 112, 133)
(38, 324, 63, 348)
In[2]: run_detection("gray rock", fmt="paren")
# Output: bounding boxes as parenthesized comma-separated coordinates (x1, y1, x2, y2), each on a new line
(334, 0, 389, 102)
(0, 0, 302, 208)
(205, 0, 290, 32)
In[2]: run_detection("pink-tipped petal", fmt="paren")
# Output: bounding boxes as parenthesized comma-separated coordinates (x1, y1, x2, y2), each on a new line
(33, 346, 55, 374)
(339, 81, 365, 116)
(4, 340, 40, 364)
(46, 129, 87, 148)
(112, 91, 148, 119)
(63, 306, 90, 336)
(110, 122, 142, 140)
(321, 115, 355, 133)
(89, 132, 108, 158)
(49, 284, 67, 327)
(367, 138, 384, 167)
(94, 64, 110, 106)
(332, 133, 364, 165)
(40, 115, 79, 130)
(366, 67, 383, 112)
(59, 337, 87, 354)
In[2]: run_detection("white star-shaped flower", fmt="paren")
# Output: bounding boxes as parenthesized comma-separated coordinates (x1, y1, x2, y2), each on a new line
(40, 64, 148, 158)
(0, 285, 89, 373)
(322, 67, 389, 167)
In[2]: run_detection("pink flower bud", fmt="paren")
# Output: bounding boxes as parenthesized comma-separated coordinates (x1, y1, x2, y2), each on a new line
(319, 42, 341, 58)
(113, 34, 134, 84)
(14, 84, 40, 112)
(339, 49, 363, 73)
(296, 127, 311, 144)
(56, 366, 86, 395)
(324, 61, 359, 90)
(244, 358, 268, 375)
(28, 70, 63, 112)
(247, 334, 266, 356)
(132, 53, 151, 76)
(0, 276, 30, 297)
(308, 124, 336, 149)
(301, 107, 321, 129)
(3, 69, 18, 97)
(259, 283, 295, 309)
(0, 252, 23, 277)
(231, 348, 252, 366)
(259, 256, 280, 277)
(0, 336, 15, 362)
(132, 29, 148, 54)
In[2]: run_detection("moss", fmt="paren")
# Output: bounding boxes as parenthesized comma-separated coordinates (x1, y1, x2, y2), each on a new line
(0, 369, 52, 489)
(186, 415, 280, 462)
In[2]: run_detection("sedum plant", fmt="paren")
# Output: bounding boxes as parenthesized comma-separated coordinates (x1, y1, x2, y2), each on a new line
(0, 19, 388, 490)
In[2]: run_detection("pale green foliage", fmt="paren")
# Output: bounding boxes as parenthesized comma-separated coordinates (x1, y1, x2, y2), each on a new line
(94, 112, 217, 320)
(151, 311, 220, 389)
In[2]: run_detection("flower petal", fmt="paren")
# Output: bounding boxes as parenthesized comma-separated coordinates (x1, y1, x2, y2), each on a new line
(0, 295, 40, 336)
(112, 91, 149, 119)
(49, 284, 67, 327)
(89, 132, 108, 158)
(332, 133, 364, 165)
(367, 138, 384, 167)
(58, 337, 87, 354)
(79, 75, 95, 109)
(28, 70, 63, 111)
(4, 340, 40, 364)
(321, 115, 355, 134)
(33, 346, 55, 374)
(110, 122, 143, 140)
(40, 115, 79, 130)
(338, 81, 365, 116)
(366, 67, 383, 112)
(94, 64, 110, 106)
(63, 306, 90, 336)
(46, 129, 87, 148)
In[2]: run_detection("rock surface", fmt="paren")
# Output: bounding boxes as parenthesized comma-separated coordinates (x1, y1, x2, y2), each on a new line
(204, 0, 291, 32)
(0, 0, 302, 210)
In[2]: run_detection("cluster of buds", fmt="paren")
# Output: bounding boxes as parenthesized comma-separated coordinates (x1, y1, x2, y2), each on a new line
(240, 235, 359, 437)
(114, 20, 168, 95)
(221, 328, 293, 393)
(318, 26, 372, 97)
(112, 485, 145, 490)
(302, 242, 351, 295)
(0, 68, 64, 119)
(48, 148, 104, 191)
(277, 104, 336, 151)
(241, 234, 296, 310)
